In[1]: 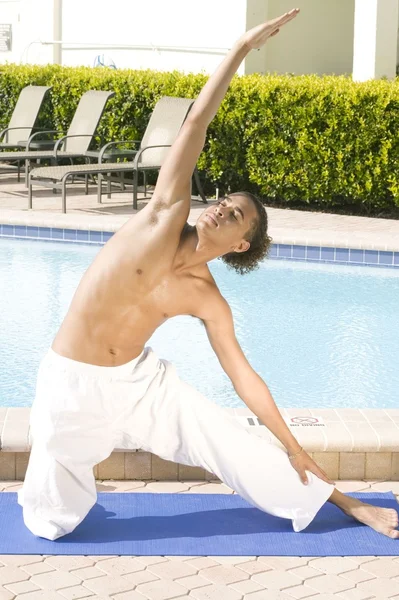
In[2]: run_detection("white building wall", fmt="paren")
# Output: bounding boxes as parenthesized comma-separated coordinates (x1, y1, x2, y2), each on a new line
(396, 1, 399, 69)
(0, 0, 248, 73)
(0, 0, 54, 65)
(264, 0, 355, 75)
(0, 0, 397, 77)
(61, 0, 246, 73)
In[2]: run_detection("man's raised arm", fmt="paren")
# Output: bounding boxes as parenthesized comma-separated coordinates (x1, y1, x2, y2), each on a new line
(153, 8, 300, 208)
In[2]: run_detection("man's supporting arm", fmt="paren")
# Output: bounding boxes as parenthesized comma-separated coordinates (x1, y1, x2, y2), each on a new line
(203, 295, 333, 485)
(203, 298, 302, 455)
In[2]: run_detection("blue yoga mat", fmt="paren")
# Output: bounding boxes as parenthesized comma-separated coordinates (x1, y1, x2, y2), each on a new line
(0, 492, 398, 555)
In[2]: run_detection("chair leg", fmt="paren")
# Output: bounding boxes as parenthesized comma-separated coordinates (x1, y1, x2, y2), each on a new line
(193, 167, 207, 203)
(107, 174, 111, 198)
(51, 159, 58, 193)
(144, 171, 147, 198)
(28, 174, 33, 210)
(25, 160, 30, 188)
(62, 178, 67, 214)
(133, 168, 138, 210)
(97, 174, 103, 204)
(85, 174, 88, 195)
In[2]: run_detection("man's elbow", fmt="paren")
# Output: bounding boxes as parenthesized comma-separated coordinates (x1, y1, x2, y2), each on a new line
(183, 116, 207, 137)
(231, 367, 257, 396)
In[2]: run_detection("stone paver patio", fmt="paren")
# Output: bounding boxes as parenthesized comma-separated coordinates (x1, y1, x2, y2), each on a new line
(1, 480, 398, 600)
(1, 176, 399, 251)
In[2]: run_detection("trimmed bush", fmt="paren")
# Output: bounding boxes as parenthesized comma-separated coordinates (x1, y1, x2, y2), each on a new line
(1, 64, 399, 214)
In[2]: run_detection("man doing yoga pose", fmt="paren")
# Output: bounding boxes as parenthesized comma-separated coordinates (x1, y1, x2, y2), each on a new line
(19, 8, 399, 541)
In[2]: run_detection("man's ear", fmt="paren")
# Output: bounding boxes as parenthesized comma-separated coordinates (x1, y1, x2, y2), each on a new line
(234, 239, 250, 253)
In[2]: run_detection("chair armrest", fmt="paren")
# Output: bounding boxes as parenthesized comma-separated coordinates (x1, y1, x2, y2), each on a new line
(0, 126, 44, 143)
(98, 140, 140, 163)
(133, 144, 172, 168)
(53, 134, 93, 155)
(27, 129, 66, 150)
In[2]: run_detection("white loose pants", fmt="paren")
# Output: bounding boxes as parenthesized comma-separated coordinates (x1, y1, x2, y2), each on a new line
(18, 347, 334, 540)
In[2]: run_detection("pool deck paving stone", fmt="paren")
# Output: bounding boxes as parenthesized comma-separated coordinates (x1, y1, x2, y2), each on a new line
(1, 180, 399, 598)
(0, 481, 398, 600)
(1, 177, 399, 252)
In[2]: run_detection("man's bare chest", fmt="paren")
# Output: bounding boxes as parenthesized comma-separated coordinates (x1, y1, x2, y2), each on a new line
(136, 272, 204, 321)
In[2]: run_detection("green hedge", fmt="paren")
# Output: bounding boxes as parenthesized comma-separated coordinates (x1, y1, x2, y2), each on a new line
(1, 64, 399, 214)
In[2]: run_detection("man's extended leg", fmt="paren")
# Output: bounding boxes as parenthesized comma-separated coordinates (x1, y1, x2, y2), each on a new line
(131, 356, 335, 533)
(132, 355, 399, 537)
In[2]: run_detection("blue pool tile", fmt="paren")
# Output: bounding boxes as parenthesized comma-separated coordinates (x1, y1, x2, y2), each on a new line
(278, 244, 292, 258)
(335, 248, 349, 261)
(292, 245, 306, 258)
(14, 225, 27, 237)
(306, 246, 321, 260)
(77, 229, 89, 242)
(103, 232, 114, 243)
(38, 227, 51, 239)
(394, 252, 399, 265)
(270, 245, 278, 257)
(89, 230, 102, 243)
(349, 249, 364, 263)
(51, 228, 64, 240)
(379, 251, 393, 265)
(320, 247, 334, 261)
(26, 226, 39, 237)
(64, 229, 77, 241)
(2, 224, 14, 236)
(364, 250, 378, 264)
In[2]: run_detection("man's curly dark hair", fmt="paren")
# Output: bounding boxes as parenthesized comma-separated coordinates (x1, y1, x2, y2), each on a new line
(219, 192, 273, 275)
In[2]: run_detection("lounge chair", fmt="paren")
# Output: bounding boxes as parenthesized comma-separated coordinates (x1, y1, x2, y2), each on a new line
(28, 96, 207, 213)
(0, 90, 115, 184)
(0, 85, 51, 150)
(0, 85, 51, 179)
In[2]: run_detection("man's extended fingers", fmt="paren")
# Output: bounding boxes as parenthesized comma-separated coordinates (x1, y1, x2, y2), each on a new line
(300, 471, 308, 485)
(275, 8, 300, 28)
(316, 467, 335, 485)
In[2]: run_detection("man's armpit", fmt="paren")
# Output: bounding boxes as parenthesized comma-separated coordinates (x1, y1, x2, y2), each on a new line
(189, 314, 205, 327)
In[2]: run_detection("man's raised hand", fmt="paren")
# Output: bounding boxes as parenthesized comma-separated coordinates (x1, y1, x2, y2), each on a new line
(240, 8, 300, 51)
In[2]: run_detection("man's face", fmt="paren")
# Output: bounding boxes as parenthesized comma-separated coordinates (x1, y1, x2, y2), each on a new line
(197, 193, 258, 254)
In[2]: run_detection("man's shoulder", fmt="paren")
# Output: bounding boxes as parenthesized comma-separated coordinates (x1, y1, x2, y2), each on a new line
(190, 269, 229, 322)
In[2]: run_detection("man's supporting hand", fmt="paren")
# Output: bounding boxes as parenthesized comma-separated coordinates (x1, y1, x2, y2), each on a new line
(289, 449, 334, 486)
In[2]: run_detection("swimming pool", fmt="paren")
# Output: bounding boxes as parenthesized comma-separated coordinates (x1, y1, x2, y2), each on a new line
(1, 237, 398, 409)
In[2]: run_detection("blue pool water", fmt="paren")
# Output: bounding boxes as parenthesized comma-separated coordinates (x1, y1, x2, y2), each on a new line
(1, 237, 398, 409)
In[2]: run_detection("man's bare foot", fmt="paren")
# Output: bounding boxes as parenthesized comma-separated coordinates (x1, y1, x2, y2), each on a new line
(341, 497, 399, 539)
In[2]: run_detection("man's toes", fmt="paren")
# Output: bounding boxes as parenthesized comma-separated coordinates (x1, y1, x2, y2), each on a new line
(386, 510, 399, 527)
(389, 529, 399, 539)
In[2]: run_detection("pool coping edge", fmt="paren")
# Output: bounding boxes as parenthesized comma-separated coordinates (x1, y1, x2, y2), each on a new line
(1, 407, 398, 481)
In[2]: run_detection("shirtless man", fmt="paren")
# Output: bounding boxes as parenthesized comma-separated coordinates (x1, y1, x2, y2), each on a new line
(18, 8, 399, 541)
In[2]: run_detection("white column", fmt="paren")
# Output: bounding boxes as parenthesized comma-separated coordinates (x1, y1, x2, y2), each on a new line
(353, 0, 399, 81)
(53, 0, 62, 64)
(245, 0, 269, 74)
